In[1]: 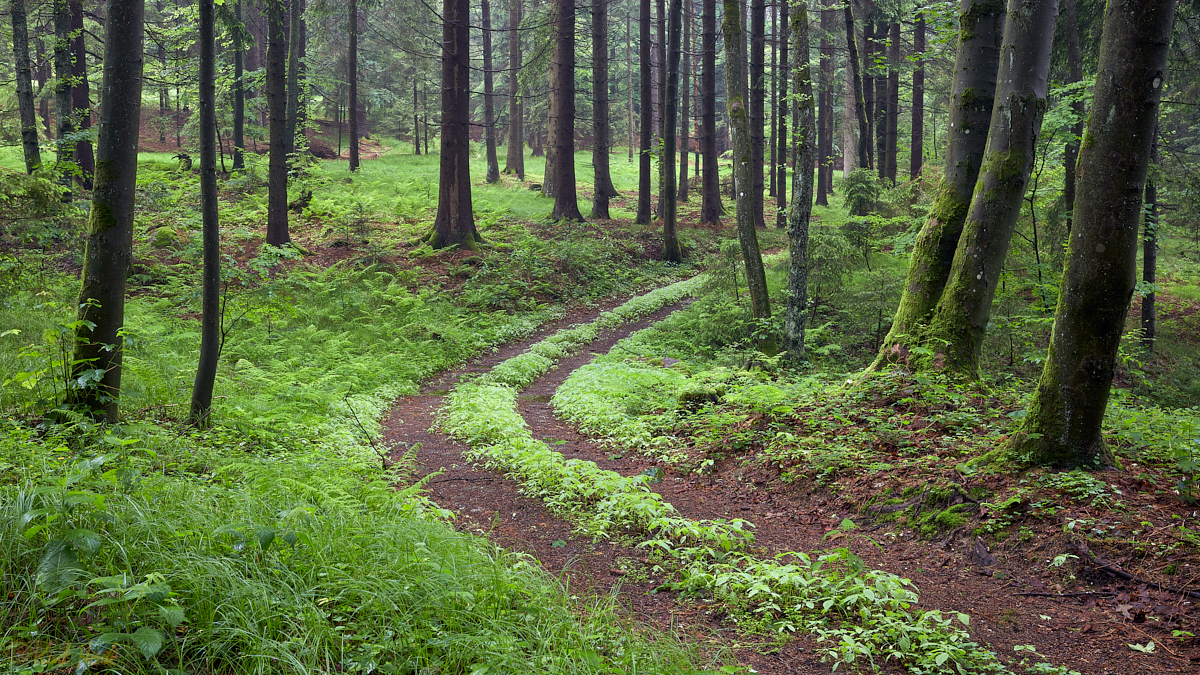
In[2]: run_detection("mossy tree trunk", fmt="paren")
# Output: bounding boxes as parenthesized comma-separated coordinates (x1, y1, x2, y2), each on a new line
(660, 0, 683, 262)
(429, 0, 481, 249)
(503, 0, 524, 177)
(922, 0, 1059, 377)
(636, 0, 653, 224)
(549, 0, 583, 222)
(69, 0, 143, 423)
(774, 0, 788, 229)
(867, 0, 1004, 371)
(722, 0, 773, 353)
(784, 3, 815, 361)
(266, 0, 290, 245)
(843, 1, 868, 171)
(816, 0, 831, 206)
(53, 0, 74, 192)
(191, 0, 219, 426)
(11, 0, 42, 174)
(69, 0, 94, 189)
(749, 0, 765, 228)
(1010, 0, 1174, 468)
(699, 0, 721, 225)
(482, 0, 499, 184)
(591, 0, 618, 218)
(233, 0, 246, 170)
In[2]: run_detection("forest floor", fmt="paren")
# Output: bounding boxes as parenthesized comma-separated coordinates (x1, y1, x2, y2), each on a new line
(382, 292, 1200, 675)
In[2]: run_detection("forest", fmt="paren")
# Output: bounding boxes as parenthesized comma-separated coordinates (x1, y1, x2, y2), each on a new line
(0, 0, 1199, 672)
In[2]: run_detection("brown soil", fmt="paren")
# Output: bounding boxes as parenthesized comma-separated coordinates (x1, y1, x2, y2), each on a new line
(382, 300, 1200, 675)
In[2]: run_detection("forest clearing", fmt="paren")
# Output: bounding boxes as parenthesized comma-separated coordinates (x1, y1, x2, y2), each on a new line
(2, 0, 1200, 673)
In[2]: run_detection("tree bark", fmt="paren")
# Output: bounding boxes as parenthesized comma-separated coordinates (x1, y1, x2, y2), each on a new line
(483, 0, 499, 183)
(429, 0, 481, 248)
(11, 0, 41, 174)
(844, 1, 868, 170)
(627, 9, 634, 163)
(885, 21, 899, 184)
(1141, 130, 1158, 354)
(192, 0, 220, 426)
(348, 0, 359, 171)
(504, 0, 524, 177)
(69, 0, 94, 188)
(678, 0, 691, 203)
(636, 0, 653, 224)
(910, 14, 924, 180)
(774, 0, 788, 229)
(785, 2, 815, 360)
(550, 0, 583, 221)
(749, 0, 765, 227)
(862, 18, 874, 170)
(69, 0, 143, 422)
(873, 20, 887, 181)
(816, 0, 832, 205)
(868, 0, 1004, 370)
(923, 0, 1060, 376)
(1061, 0, 1083, 233)
(413, 73, 421, 154)
(700, 0, 721, 224)
(266, 0, 290, 245)
(53, 0, 73, 191)
(592, 0, 617, 217)
(661, 0, 684, 261)
(722, 0, 773, 352)
(1011, 0, 1174, 468)
(233, 0, 246, 170)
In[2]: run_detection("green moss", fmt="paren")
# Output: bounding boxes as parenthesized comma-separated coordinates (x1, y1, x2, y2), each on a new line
(958, 87, 976, 110)
(958, 0, 1006, 43)
(929, 183, 970, 225)
(982, 148, 1025, 185)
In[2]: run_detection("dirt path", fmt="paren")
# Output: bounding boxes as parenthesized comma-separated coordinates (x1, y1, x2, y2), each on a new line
(383, 298, 1195, 675)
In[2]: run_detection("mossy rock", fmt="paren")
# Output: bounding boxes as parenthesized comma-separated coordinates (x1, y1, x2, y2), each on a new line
(151, 227, 185, 249)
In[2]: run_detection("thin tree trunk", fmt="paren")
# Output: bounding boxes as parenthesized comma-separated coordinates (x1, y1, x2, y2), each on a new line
(483, 0, 499, 183)
(654, 0, 666, 217)
(700, 0, 720, 224)
(53, 0, 73, 191)
(662, 0, 683, 261)
(1012, 0, 1174, 468)
(868, 0, 1003, 370)
(286, 0, 300, 156)
(11, 0, 41, 173)
(504, 0, 524, 176)
(70, 0, 94, 188)
(722, 0, 773, 352)
(873, 20, 886, 181)
(1061, 0, 1083, 232)
(233, 0, 245, 169)
(816, 0, 832, 205)
(296, 0, 307, 152)
(749, 0, 765, 227)
(266, 0, 290, 245)
(69, 0, 143, 423)
(544, 0, 560, 200)
(348, 0, 359, 171)
(627, 9, 634, 162)
(910, 15, 924, 180)
(844, 1, 868, 170)
(768, 6, 775, 199)
(774, 0, 788, 229)
(785, 1, 815, 359)
(550, 0, 583, 221)
(429, 0, 480, 248)
(636, 0, 653, 224)
(922, 0, 1060, 376)
(678, 0, 691, 203)
(885, 21, 899, 184)
(1142, 130, 1158, 353)
(592, 0, 617, 217)
(192, 0, 220, 426)
(413, 73, 421, 154)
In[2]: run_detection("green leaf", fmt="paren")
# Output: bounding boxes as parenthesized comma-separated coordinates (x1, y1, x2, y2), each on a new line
(129, 626, 165, 659)
(957, 612, 970, 626)
(158, 604, 186, 627)
(1128, 641, 1155, 654)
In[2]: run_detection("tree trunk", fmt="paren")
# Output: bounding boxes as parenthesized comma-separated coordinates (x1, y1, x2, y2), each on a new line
(1011, 0, 1174, 468)
(348, 0, 359, 171)
(69, 0, 143, 423)
(873, 21, 886, 181)
(11, 0, 41, 174)
(785, 2, 815, 360)
(722, 0, 773, 352)
(861, 19, 874, 170)
(922, 0, 1060, 376)
(627, 9, 634, 162)
(885, 21, 899, 184)
(233, 0, 246, 170)
(266, 0, 290, 245)
(636, 0, 653, 224)
(774, 0, 788, 228)
(844, 1, 868, 170)
(429, 0, 480, 248)
(1061, 0, 1083, 233)
(192, 0, 220, 426)
(700, 0, 721, 224)
(1142, 130, 1158, 354)
(413, 74, 421, 154)
(53, 0, 73, 191)
(296, 0, 307, 153)
(678, 0, 691, 203)
(910, 15, 924, 180)
(749, 0, 765, 227)
(660, 0, 684, 261)
(483, 0, 499, 183)
(285, 0, 300, 156)
(592, 0, 617, 217)
(70, 0, 94, 188)
(768, 7, 776, 200)
(504, 0, 524, 177)
(816, 1, 833, 206)
(550, 0, 583, 221)
(868, 0, 1004, 370)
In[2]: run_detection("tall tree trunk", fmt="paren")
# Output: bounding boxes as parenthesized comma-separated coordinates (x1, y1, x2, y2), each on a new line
(722, 0, 773, 352)
(873, 20, 886, 181)
(654, 0, 666, 216)
(266, 0, 290, 245)
(749, 0, 765, 227)
(69, 0, 144, 423)
(550, 0, 583, 221)
(661, 0, 683, 261)
(544, 1, 560, 200)
(413, 74, 421, 154)
(699, 0, 720, 224)
(1142, 130, 1158, 354)
(784, 1, 815, 359)
(429, 0, 480, 248)
(844, 1, 868, 170)
(922, 0, 1059, 376)
(636, 0, 653, 224)
(53, 0, 73, 191)
(11, 0, 42, 174)
(285, 0, 301, 156)
(816, 0, 832, 205)
(909, 14, 924, 180)
(70, 0, 94, 188)
(868, 0, 1003, 370)
(627, 9, 634, 162)
(296, 0, 307, 152)
(192, 0, 219, 426)
(1011, 0, 1174, 468)
(1061, 0, 1083, 232)
(483, 0, 499, 183)
(504, 0, 524, 176)
(678, 0, 691, 203)
(885, 21, 899, 184)
(233, 0, 246, 169)
(348, 0, 359, 171)
(774, 0, 788, 228)
(592, 0, 617, 217)
(768, 6, 775, 199)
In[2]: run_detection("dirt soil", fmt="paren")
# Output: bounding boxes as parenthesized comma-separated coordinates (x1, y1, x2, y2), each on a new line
(382, 296, 1200, 674)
